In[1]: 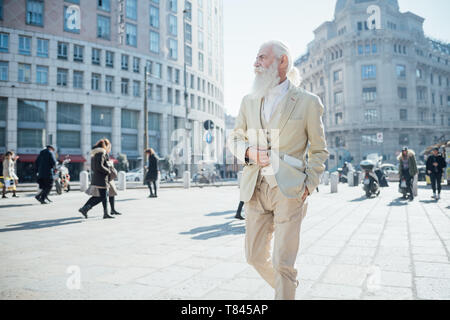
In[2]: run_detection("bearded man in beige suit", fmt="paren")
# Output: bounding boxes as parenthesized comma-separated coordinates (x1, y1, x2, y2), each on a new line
(227, 41, 329, 300)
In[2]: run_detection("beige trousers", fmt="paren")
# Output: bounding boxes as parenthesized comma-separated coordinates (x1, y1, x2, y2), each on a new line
(245, 176, 308, 300)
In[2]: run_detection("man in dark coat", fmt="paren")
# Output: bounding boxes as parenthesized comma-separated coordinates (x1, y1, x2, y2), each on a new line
(35, 145, 56, 204)
(426, 147, 447, 200)
(145, 148, 158, 198)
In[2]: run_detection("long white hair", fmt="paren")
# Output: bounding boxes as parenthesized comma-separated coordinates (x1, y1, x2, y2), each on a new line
(262, 40, 301, 87)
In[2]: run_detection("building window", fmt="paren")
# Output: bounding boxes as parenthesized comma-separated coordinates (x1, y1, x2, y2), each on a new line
(334, 112, 343, 125)
(133, 80, 140, 97)
(0, 61, 7, 81)
(168, 39, 178, 59)
(399, 134, 409, 146)
(92, 48, 101, 65)
(57, 42, 68, 59)
(362, 134, 377, 146)
(185, 45, 192, 66)
(416, 68, 423, 79)
(397, 87, 407, 100)
(364, 109, 377, 123)
(19, 35, 31, 56)
(417, 87, 427, 101)
(362, 87, 377, 102)
(73, 44, 84, 62)
(174, 69, 180, 84)
(57, 68, 68, 87)
(168, 0, 177, 13)
(133, 57, 140, 73)
(36, 65, 48, 85)
(26, 0, 44, 26)
(104, 51, 113, 68)
(362, 65, 376, 80)
(97, 15, 111, 40)
(175, 90, 181, 105)
(334, 91, 343, 105)
(167, 66, 173, 82)
(150, 5, 159, 28)
(98, 0, 110, 12)
(37, 38, 48, 57)
(121, 54, 129, 70)
(198, 52, 204, 71)
(152, 63, 162, 78)
(167, 88, 173, 104)
(358, 45, 363, 55)
(333, 70, 342, 82)
(149, 31, 160, 53)
(105, 75, 114, 93)
(168, 14, 178, 36)
(185, 23, 192, 43)
(396, 65, 406, 79)
(92, 106, 112, 127)
(400, 109, 407, 121)
(121, 109, 139, 129)
(198, 30, 204, 50)
(126, 23, 137, 47)
(0, 0, 3, 20)
(0, 33, 8, 52)
(57, 130, 81, 149)
(121, 78, 129, 95)
(73, 71, 83, 89)
(57, 102, 81, 125)
(18, 63, 31, 83)
(91, 73, 101, 91)
(156, 85, 163, 101)
(126, 0, 137, 20)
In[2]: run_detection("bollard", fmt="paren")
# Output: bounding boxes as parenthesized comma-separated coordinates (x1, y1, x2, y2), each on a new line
(413, 174, 418, 197)
(118, 171, 126, 191)
(183, 171, 191, 189)
(348, 170, 355, 187)
(80, 171, 89, 192)
(323, 171, 330, 185)
(330, 172, 338, 193)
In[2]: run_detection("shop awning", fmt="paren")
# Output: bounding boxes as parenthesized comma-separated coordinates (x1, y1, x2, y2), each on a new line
(17, 154, 39, 163)
(59, 155, 86, 163)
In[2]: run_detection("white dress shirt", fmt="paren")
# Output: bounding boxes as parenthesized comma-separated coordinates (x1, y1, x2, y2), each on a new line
(262, 79, 290, 122)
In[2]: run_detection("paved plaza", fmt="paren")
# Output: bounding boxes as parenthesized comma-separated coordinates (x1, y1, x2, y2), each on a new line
(0, 182, 449, 300)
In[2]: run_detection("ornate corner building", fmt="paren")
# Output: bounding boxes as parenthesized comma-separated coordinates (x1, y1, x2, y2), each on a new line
(295, 0, 450, 170)
(0, 0, 225, 181)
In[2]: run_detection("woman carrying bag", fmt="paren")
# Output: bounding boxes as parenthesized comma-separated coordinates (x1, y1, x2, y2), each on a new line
(2, 151, 19, 198)
(78, 139, 115, 219)
(145, 148, 158, 198)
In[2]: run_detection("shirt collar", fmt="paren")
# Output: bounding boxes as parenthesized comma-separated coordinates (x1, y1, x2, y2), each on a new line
(267, 79, 290, 97)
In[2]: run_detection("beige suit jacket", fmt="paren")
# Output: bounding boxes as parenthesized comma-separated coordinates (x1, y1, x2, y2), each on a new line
(227, 83, 329, 202)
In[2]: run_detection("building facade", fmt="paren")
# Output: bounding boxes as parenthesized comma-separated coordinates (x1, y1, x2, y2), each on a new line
(0, 0, 225, 181)
(295, 0, 450, 170)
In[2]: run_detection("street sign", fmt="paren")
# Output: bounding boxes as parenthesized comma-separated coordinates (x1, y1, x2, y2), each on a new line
(204, 120, 214, 131)
(377, 132, 383, 143)
(205, 131, 213, 144)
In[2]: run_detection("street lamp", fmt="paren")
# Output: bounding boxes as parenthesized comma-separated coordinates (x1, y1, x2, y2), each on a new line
(182, 6, 191, 188)
(143, 65, 150, 178)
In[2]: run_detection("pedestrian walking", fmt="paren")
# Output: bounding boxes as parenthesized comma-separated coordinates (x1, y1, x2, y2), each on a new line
(35, 145, 57, 204)
(227, 41, 328, 300)
(2, 151, 19, 198)
(398, 146, 418, 201)
(105, 152, 122, 215)
(426, 147, 446, 200)
(78, 139, 115, 219)
(235, 201, 245, 220)
(145, 148, 158, 198)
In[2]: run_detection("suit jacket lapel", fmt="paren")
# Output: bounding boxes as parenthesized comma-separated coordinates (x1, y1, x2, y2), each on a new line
(276, 87, 299, 135)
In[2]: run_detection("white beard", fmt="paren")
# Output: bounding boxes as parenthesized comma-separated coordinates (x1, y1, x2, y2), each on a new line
(250, 62, 280, 99)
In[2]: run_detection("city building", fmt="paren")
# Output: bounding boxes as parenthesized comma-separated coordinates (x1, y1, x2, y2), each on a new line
(295, 0, 450, 170)
(0, 0, 225, 181)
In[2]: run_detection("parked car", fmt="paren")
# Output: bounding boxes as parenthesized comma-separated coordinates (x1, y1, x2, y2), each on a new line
(380, 163, 399, 182)
(126, 168, 144, 182)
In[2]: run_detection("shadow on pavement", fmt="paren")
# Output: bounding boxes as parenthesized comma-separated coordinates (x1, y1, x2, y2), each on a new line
(349, 195, 368, 202)
(180, 221, 245, 240)
(115, 198, 141, 202)
(387, 198, 409, 207)
(0, 203, 35, 209)
(0, 217, 83, 233)
(205, 210, 235, 217)
(419, 200, 438, 204)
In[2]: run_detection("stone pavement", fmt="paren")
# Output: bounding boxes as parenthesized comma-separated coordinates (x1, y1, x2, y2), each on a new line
(0, 182, 449, 300)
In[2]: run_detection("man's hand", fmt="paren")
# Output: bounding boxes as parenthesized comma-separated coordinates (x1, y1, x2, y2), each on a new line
(246, 147, 270, 167)
(433, 162, 438, 167)
(302, 186, 310, 202)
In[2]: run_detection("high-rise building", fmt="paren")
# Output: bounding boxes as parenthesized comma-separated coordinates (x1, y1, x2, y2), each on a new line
(0, 0, 225, 181)
(295, 0, 450, 170)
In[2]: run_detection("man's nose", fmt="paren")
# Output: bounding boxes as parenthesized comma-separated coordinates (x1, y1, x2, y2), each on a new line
(254, 60, 260, 68)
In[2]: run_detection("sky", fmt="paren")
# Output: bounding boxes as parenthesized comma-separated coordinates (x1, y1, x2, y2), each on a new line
(222, 0, 450, 117)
